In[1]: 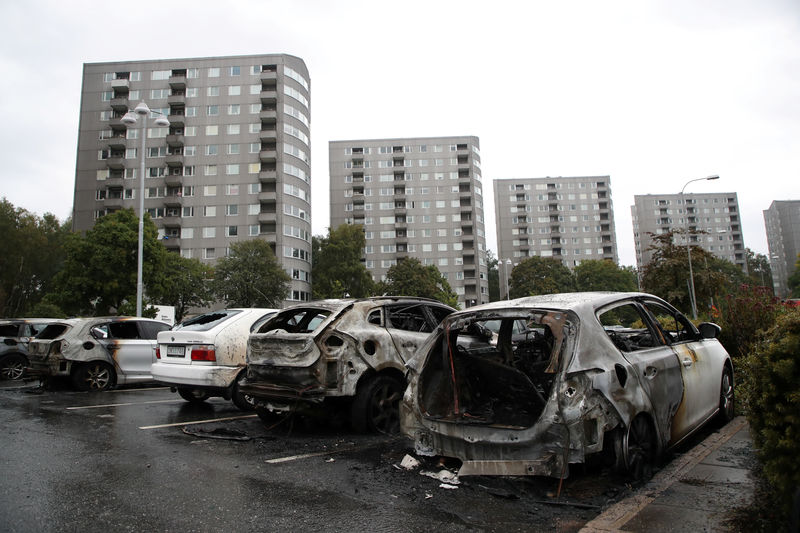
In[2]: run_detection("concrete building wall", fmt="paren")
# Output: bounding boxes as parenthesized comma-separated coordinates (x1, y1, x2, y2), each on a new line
(763, 200, 800, 298)
(493, 176, 618, 276)
(74, 54, 312, 305)
(631, 192, 745, 271)
(329, 136, 488, 308)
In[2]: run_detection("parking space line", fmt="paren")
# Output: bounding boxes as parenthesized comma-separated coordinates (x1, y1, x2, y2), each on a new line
(139, 414, 257, 430)
(265, 440, 393, 464)
(67, 399, 182, 410)
(108, 387, 170, 393)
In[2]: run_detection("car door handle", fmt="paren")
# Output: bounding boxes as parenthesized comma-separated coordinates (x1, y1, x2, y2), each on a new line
(644, 366, 658, 379)
(682, 358, 693, 368)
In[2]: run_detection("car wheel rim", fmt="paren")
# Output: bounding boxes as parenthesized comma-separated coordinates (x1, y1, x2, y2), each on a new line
(86, 365, 110, 390)
(626, 417, 654, 479)
(2, 361, 24, 380)
(721, 370, 734, 418)
(370, 383, 401, 434)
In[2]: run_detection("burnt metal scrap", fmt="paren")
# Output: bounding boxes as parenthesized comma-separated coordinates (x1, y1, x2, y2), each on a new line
(401, 292, 734, 479)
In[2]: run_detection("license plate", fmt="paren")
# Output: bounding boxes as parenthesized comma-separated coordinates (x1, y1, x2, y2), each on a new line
(165, 345, 185, 357)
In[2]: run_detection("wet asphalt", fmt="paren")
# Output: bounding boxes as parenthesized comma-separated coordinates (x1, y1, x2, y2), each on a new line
(0, 380, 713, 533)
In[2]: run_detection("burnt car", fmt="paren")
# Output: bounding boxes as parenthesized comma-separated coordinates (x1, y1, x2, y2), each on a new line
(0, 319, 58, 380)
(239, 297, 455, 433)
(27, 317, 171, 391)
(401, 292, 735, 479)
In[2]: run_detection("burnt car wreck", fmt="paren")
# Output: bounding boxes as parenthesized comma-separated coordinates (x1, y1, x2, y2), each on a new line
(401, 292, 734, 479)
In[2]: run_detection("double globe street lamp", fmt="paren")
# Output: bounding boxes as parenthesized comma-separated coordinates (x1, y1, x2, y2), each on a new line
(680, 174, 719, 320)
(121, 102, 170, 317)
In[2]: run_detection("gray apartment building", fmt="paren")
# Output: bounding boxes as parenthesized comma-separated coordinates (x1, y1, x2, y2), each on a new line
(763, 200, 800, 298)
(493, 176, 619, 272)
(329, 136, 489, 308)
(631, 193, 745, 271)
(73, 54, 312, 304)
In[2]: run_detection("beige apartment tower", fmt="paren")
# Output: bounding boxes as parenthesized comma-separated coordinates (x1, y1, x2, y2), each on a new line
(329, 136, 488, 308)
(631, 192, 745, 271)
(493, 176, 619, 269)
(73, 54, 312, 304)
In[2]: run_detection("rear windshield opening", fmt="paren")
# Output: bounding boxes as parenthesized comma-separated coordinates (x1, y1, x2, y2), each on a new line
(36, 324, 70, 340)
(417, 312, 568, 429)
(175, 310, 242, 332)
(258, 308, 332, 334)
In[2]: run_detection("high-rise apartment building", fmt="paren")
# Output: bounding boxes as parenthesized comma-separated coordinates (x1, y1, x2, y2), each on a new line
(329, 136, 488, 308)
(493, 176, 618, 269)
(73, 54, 312, 304)
(763, 200, 800, 298)
(631, 193, 745, 271)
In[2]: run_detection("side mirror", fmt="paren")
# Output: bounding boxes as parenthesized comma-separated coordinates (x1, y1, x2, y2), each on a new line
(698, 322, 721, 339)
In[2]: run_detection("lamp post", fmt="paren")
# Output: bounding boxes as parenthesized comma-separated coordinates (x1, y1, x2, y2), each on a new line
(504, 258, 512, 299)
(121, 102, 169, 317)
(680, 174, 719, 319)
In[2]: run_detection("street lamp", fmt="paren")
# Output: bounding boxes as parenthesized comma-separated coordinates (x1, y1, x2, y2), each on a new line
(504, 258, 512, 299)
(121, 102, 169, 317)
(680, 174, 719, 319)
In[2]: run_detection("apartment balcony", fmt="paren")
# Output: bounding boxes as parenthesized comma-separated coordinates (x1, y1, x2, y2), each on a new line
(260, 70, 278, 85)
(109, 117, 128, 130)
(167, 114, 184, 127)
(106, 157, 125, 170)
(169, 75, 186, 90)
(258, 212, 277, 224)
(162, 237, 181, 249)
(105, 177, 124, 189)
(258, 191, 277, 203)
(166, 134, 184, 147)
(110, 79, 129, 91)
(162, 216, 182, 227)
(258, 170, 277, 184)
(103, 197, 125, 209)
(165, 174, 183, 187)
(260, 89, 278, 104)
(259, 150, 277, 163)
(259, 110, 277, 123)
(165, 154, 184, 167)
(163, 195, 183, 208)
(107, 136, 127, 150)
(110, 97, 129, 112)
(168, 94, 185, 106)
(259, 128, 277, 142)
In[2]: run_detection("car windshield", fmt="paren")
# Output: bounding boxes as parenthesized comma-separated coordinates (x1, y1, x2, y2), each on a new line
(174, 310, 242, 331)
(258, 308, 331, 334)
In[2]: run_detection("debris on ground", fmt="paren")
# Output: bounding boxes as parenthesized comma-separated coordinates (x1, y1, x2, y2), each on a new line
(420, 469, 460, 485)
(400, 454, 421, 470)
(181, 426, 251, 441)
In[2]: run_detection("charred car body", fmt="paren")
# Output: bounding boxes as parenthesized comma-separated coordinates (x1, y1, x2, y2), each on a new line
(27, 317, 170, 391)
(401, 292, 735, 479)
(239, 297, 455, 433)
(151, 308, 276, 410)
(0, 319, 57, 380)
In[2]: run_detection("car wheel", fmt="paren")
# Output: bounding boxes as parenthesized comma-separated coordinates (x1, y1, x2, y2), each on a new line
(72, 362, 115, 391)
(177, 387, 210, 403)
(718, 365, 735, 423)
(350, 374, 404, 434)
(616, 415, 657, 481)
(0, 354, 27, 380)
(231, 381, 255, 412)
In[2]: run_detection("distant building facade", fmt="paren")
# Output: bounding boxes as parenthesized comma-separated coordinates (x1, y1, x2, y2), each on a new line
(73, 54, 312, 304)
(493, 176, 618, 273)
(329, 136, 488, 308)
(631, 192, 745, 271)
(763, 200, 800, 298)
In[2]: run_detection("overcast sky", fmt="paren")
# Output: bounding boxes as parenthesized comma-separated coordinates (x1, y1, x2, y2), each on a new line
(1, 0, 798, 266)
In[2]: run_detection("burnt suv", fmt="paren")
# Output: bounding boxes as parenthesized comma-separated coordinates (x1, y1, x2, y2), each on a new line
(239, 297, 454, 433)
(0, 319, 58, 380)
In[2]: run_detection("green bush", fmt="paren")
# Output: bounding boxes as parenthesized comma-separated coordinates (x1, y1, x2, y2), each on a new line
(744, 310, 800, 513)
(716, 284, 783, 360)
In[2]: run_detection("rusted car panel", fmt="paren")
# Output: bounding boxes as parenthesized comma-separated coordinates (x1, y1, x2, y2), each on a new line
(0, 319, 58, 380)
(27, 317, 170, 390)
(401, 292, 733, 478)
(240, 297, 455, 432)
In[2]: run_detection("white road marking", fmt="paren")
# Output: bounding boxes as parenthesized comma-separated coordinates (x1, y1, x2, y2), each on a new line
(139, 414, 258, 430)
(109, 387, 170, 393)
(265, 441, 392, 464)
(66, 399, 181, 410)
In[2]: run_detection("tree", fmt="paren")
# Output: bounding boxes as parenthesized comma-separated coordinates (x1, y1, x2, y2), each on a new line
(148, 253, 214, 322)
(744, 248, 774, 291)
(377, 258, 459, 308)
(0, 198, 70, 317)
(640, 230, 745, 316)
(508, 256, 576, 298)
(574, 259, 638, 292)
(312, 224, 374, 299)
(212, 239, 290, 307)
(47, 209, 167, 316)
(486, 250, 501, 302)
(787, 254, 800, 298)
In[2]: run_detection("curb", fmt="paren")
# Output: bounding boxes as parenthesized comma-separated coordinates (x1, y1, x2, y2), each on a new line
(579, 416, 749, 532)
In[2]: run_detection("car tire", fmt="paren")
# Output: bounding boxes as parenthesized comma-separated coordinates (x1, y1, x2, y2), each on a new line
(615, 415, 658, 481)
(231, 380, 255, 412)
(718, 365, 735, 423)
(72, 361, 115, 391)
(177, 387, 210, 403)
(0, 354, 27, 380)
(350, 374, 404, 434)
